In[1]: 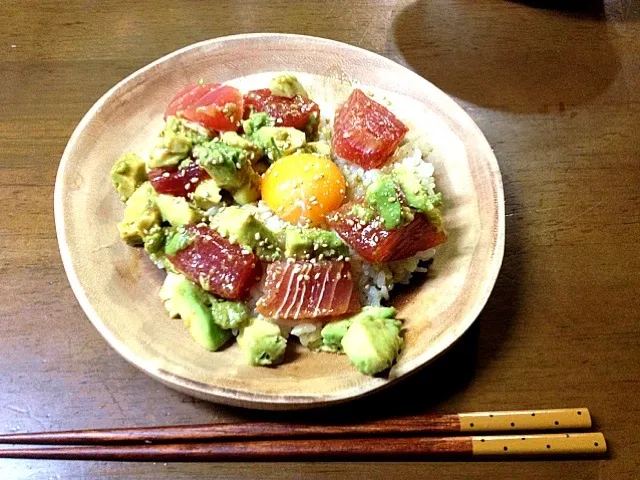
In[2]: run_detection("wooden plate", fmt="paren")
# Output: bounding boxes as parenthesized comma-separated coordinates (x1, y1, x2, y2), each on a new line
(54, 34, 504, 410)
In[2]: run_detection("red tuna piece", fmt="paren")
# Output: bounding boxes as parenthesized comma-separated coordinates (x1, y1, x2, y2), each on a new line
(168, 226, 262, 301)
(256, 260, 361, 320)
(148, 163, 210, 198)
(243, 89, 320, 130)
(332, 89, 408, 170)
(327, 202, 447, 263)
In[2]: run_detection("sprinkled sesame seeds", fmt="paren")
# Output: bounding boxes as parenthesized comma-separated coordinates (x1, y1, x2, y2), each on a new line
(184, 183, 191, 190)
(162, 172, 170, 178)
(303, 274, 311, 281)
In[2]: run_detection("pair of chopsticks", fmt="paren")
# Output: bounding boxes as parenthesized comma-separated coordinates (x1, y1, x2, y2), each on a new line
(0, 408, 606, 461)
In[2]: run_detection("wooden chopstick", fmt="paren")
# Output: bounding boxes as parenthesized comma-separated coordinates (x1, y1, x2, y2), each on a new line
(0, 433, 607, 461)
(0, 408, 592, 445)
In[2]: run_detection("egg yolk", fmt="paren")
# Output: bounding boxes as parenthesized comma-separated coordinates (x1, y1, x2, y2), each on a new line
(261, 153, 346, 226)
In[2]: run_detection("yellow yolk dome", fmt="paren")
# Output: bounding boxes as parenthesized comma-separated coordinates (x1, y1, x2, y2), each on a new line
(261, 153, 346, 226)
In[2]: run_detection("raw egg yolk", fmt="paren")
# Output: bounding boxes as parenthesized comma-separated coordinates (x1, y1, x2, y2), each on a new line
(261, 153, 346, 226)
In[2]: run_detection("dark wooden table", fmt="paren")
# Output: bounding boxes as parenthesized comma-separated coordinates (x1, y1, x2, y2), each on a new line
(1, 0, 639, 478)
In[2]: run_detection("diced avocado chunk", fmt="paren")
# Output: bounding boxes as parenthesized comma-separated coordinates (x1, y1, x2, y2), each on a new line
(159, 273, 231, 351)
(319, 307, 397, 354)
(117, 182, 162, 245)
(156, 194, 202, 227)
(350, 204, 376, 223)
(210, 206, 281, 261)
(393, 164, 442, 214)
(268, 74, 309, 98)
(143, 224, 166, 255)
(284, 227, 348, 260)
(192, 179, 222, 210)
(220, 131, 264, 161)
(148, 117, 210, 169)
(366, 175, 403, 229)
(237, 318, 287, 366)
(242, 112, 275, 136)
(159, 272, 186, 318)
(209, 297, 250, 330)
(194, 140, 260, 204)
(253, 127, 306, 162)
(319, 319, 352, 353)
(300, 141, 331, 156)
(341, 308, 403, 376)
(164, 227, 194, 255)
(110, 152, 148, 201)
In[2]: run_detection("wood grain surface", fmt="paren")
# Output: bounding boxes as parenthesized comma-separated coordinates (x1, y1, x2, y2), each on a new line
(0, 0, 638, 478)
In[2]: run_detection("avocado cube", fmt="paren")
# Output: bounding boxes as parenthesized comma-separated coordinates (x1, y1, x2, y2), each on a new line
(253, 126, 306, 161)
(284, 227, 348, 260)
(341, 312, 403, 376)
(366, 175, 403, 229)
(210, 206, 281, 261)
(210, 298, 250, 330)
(320, 319, 352, 353)
(193, 179, 222, 210)
(268, 74, 309, 98)
(156, 194, 202, 227)
(110, 152, 148, 201)
(117, 182, 162, 245)
(159, 273, 231, 351)
(237, 318, 287, 366)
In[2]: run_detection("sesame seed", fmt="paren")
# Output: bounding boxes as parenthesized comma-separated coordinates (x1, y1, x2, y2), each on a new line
(184, 183, 190, 190)
(162, 172, 170, 178)
(303, 274, 311, 281)
(297, 274, 304, 281)
(254, 232, 261, 240)
(241, 249, 251, 255)
(314, 272, 321, 279)
(190, 177, 199, 183)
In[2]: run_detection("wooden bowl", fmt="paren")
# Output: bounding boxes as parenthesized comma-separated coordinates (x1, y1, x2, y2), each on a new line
(55, 34, 504, 410)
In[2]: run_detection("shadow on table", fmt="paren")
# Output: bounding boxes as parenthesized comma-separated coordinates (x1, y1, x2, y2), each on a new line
(389, 0, 621, 113)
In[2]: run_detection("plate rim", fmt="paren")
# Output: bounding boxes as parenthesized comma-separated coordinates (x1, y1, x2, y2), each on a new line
(54, 33, 505, 410)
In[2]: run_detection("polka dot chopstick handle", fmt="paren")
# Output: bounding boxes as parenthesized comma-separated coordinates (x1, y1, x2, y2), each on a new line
(459, 408, 591, 433)
(471, 432, 606, 456)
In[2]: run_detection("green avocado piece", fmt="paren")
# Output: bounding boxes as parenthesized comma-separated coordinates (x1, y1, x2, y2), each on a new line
(393, 164, 443, 215)
(220, 131, 264, 161)
(319, 306, 397, 353)
(300, 141, 331, 156)
(110, 152, 148, 201)
(192, 179, 222, 210)
(156, 194, 202, 227)
(242, 112, 275, 136)
(319, 319, 352, 353)
(210, 206, 281, 261)
(143, 224, 166, 255)
(365, 175, 403, 229)
(253, 126, 306, 162)
(164, 228, 194, 255)
(341, 312, 403, 376)
(158, 273, 231, 351)
(117, 182, 162, 245)
(237, 318, 287, 366)
(194, 140, 260, 204)
(268, 74, 309, 98)
(284, 227, 348, 260)
(148, 117, 210, 169)
(209, 297, 250, 330)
